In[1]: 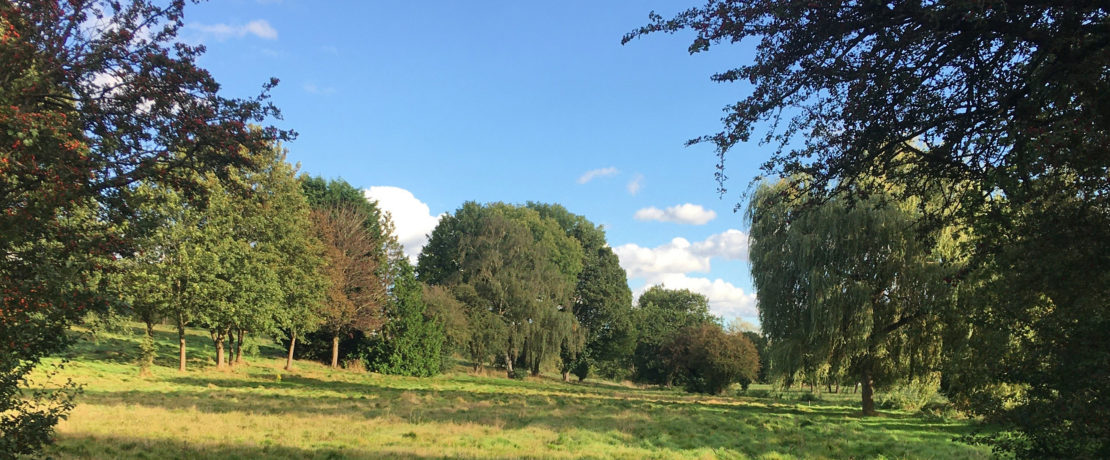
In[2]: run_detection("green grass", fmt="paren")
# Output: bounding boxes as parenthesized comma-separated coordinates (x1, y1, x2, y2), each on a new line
(29, 324, 994, 459)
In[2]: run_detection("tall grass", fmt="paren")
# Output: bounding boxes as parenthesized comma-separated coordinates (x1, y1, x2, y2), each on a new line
(31, 324, 993, 459)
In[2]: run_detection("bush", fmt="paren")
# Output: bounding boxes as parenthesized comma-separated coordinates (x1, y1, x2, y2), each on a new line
(365, 262, 445, 377)
(878, 375, 941, 412)
(742, 389, 772, 399)
(661, 324, 761, 395)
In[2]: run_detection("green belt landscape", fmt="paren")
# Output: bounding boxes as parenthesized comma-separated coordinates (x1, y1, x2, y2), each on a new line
(35, 324, 991, 460)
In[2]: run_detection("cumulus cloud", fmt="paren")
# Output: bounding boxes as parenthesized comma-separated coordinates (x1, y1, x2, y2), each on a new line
(577, 167, 619, 184)
(190, 19, 278, 40)
(634, 274, 759, 318)
(613, 229, 748, 278)
(363, 186, 443, 262)
(627, 173, 643, 195)
(634, 203, 717, 225)
(615, 229, 755, 318)
(612, 238, 710, 279)
(691, 229, 749, 261)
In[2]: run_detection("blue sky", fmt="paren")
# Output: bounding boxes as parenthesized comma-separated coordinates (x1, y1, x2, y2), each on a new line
(182, 1, 766, 325)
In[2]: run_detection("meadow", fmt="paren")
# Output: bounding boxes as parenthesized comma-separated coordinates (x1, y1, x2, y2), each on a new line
(30, 324, 994, 459)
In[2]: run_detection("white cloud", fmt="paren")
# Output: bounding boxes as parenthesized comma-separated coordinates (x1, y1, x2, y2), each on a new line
(613, 229, 748, 278)
(577, 167, 619, 184)
(615, 229, 755, 318)
(627, 173, 643, 195)
(363, 186, 444, 262)
(612, 238, 710, 279)
(634, 203, 717, 225)
(634, 274, 758, 318)
(190, 19, 278, 40)
(691, 229, 749, 261)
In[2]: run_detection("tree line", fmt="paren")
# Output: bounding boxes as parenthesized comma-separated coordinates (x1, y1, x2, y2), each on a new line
(97, 162, 766, 393)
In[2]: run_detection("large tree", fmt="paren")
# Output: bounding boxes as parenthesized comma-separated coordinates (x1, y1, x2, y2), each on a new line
(296, 178, 400, 368)
(631, 286, 717, 386)
(1, 1, 288, 453)
(748, 178, 954, 415)
(525, 203, 635, 381)
(419, 202, 583, 377)
(626, 3, 1108, 455)
(313, 206, 387, 368)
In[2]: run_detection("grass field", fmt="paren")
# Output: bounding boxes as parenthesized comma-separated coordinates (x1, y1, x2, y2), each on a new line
(29, 324, 994, 459)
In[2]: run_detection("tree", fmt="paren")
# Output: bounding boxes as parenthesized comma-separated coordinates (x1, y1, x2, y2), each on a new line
(748, 179, 953, 415)
(418, 202, 583, 377)
(526, 203, 636, 381)
(662, 324, 760, 394)
(626, 3, 1108, 455)
(727, 319, 769, 385)
(313, 206, 387, 368)
(226, 145, 326, 369)
(422, 284, 470, 369)
(631, 286, 717, 386)
(367, 260, 445, 377)
(0, 0, 289, 454)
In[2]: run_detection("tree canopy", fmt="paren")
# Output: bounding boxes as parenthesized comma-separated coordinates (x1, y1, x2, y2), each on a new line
(627, 2, 1109, 455)
(1, 0, 290, 454)
(748, 178, 954, 415)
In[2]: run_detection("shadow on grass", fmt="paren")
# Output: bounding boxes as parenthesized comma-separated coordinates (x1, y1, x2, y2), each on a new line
(69, 372, 983, 457)
(62, 325, 284, 370)
(47, 433, 497, 460)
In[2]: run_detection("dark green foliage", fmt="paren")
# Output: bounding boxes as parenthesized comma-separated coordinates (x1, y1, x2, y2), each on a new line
(367, 261, 445, 377)
(631, 286, 717, 385)
(741, 331, 769, 384)
(629, 2, 1108, 456)
(1, 0, 290, 453)
(299, 176, 385, 238)
(944, 190, 1110, 458)
(422, 284, 470, 370)
(525, 203, 635, 381)
(661, 324, 760, 394)
(748, 179, 953, 415)
(418, 202, 584, 376)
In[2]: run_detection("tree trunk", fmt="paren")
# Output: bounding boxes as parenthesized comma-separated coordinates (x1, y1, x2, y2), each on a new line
(177, 320, 187, 372)
(227, 329, 237, 366)
(235, 328, 245, 364)
(141, 320, 156, 375)
(504, 352, 514, 378)
(860, 361, 877, 416)
(215, 338, 225, 368)
(331, 334, 340, 368)
(284, 332, 297, 371)
(214, 328, 227, 369)
(562, 371, 569, 382)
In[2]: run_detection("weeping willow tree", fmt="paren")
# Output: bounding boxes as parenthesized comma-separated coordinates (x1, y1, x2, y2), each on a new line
(748, 178, 958, 415)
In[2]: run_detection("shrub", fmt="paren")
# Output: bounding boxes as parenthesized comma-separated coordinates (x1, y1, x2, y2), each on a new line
(661, 324, 761, 395)
(878, 375, 941, 412)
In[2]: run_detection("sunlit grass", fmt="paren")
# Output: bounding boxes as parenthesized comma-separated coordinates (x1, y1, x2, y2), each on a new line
(33, 324, 993, 459)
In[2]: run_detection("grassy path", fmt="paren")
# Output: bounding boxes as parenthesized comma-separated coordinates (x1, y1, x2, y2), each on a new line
(32, 324, 992, 459)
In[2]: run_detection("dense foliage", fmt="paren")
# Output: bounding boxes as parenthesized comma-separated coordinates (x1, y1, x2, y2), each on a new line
(662, 324, 760, 394)
(366, 261, 446, 377)
(628, 1, 1109, 456)
(631, 286, 718, 386)
(748, 178, 955, 415)
(0, 0, 290, 455)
